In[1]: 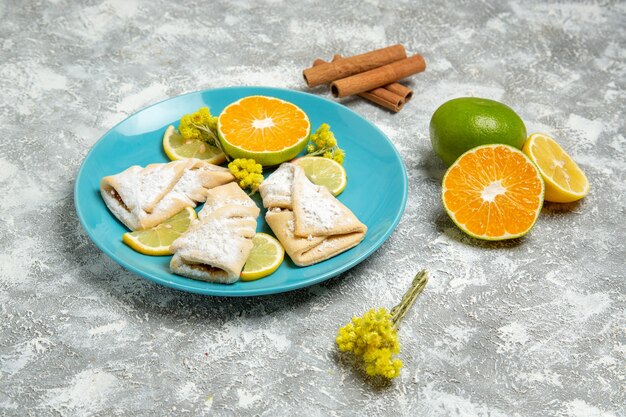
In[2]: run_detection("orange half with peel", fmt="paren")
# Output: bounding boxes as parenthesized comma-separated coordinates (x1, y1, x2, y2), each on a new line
(217, 96, 311, 166)
(442, 144, 545, 240)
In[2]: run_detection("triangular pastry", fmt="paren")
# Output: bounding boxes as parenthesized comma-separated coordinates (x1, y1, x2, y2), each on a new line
(259, 163, 295, 209)
(261, 163, 367, 267)
(265, 210, 366, 266)
(291, 168, 366, 237)
(169, 183, 260, 284)
(200, 182, 259, 217)
(100, 159, 234, 230)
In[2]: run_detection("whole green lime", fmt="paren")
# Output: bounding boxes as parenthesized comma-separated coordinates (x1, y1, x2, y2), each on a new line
(430, 97, 527, 166)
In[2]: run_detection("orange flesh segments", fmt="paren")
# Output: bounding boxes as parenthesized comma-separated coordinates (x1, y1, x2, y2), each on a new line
(442, 144, 544, 240)
(218, 96, 310, 152)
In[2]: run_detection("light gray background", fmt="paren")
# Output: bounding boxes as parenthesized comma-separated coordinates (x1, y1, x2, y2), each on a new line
(0, 0, 624, 416)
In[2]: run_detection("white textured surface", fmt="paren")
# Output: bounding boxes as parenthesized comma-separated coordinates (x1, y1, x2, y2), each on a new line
(1, 1, 625, 416)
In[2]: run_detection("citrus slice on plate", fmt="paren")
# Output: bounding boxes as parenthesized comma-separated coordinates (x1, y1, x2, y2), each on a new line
(162, 125, 226, 164)
(122, 207, 197, 255)
(442, 144, 545, 240)
(240, 233, 285, 281)
(218, 96, 311, 166)
(522, 133, 590, 203)
(292, 156, 347, 196)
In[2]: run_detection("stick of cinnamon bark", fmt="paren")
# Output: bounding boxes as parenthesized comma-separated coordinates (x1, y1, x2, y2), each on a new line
(303, 44, 406, 88)
(313, 58, 405, 112)
(385, 83, 413, 102)
(359, 88, 405, 113)
(328, 54, 413, 103)
(331, 54, 426, 98)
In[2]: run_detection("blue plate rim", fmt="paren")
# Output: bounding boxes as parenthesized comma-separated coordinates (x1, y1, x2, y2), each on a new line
(74, 86, 408, 297)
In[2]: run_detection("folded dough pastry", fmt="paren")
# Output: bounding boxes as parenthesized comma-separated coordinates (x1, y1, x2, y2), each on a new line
(169, 183, 260, 284)
(100, 159, 234, 230)
(261, 163, 367, 266)
(291, 167, 367, 237)
(265, 210, 366, 267)
(259, 163, 295, 210)
(200, 182, 260, 218)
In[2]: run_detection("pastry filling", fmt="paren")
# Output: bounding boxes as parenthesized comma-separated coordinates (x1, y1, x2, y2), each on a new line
(109, 188, 130, 212)
(189, 263, 228, 278)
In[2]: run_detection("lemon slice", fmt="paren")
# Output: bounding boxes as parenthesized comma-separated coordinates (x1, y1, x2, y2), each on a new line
(522, 133, 590, 203)
(292, 156, 347, 196)
(122, 207, 197, 255)
(240, 233, 285, 281)
(162, 125, 226, 164)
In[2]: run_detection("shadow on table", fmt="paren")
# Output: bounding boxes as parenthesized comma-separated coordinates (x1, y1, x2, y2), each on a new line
(419, 147, 446, 183)
(292, 84, 405, 114)
(541, 200, 583, 215)
(332, 350, 395, 391)
(294, 76, 421, 115)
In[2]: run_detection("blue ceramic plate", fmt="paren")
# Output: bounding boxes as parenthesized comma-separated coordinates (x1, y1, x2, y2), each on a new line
(75, 86, 407, 296)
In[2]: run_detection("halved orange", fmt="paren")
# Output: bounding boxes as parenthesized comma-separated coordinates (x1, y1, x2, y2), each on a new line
(217, 96, 311, 166)
(442, 144, 545, 240)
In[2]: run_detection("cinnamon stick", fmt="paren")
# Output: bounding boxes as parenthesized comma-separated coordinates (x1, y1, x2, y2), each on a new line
(331, 54, 426, 98)
(359, 89, 405, 113)
(329, 54, 413, 103)
(303, 44, 406, 88)
(313, 58, 405, 112)
(385, 83, 413, 102)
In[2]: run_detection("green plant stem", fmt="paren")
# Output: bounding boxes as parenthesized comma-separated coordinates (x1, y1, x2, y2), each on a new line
(390, 270, 429, 327)
(192, 123, 230, 161)
(307, 145, 342, 157)
(307, 148, 327, 156)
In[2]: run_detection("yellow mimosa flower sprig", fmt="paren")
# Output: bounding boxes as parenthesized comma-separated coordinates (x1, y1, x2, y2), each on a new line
(228, 158, 264, 195)
(306, 123, 345, 164)
(179, 107, 228, 160)
(336, 270, 429, 379)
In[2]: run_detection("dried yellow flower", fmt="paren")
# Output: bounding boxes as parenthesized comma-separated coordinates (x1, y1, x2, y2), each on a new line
(228, 158, 263, 192)
(306, 123, 346, 164)
(336, 270, 429, 379)
(178, 107, 224, 157)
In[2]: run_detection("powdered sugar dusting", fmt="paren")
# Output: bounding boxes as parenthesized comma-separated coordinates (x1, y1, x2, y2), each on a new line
(286, 218, 295, 238)
(103, 160, 230, 229)
(259, 163, 295, 208)
(173, 215, 251, 269)
(45, 369, 120, 415)
(313, 238, 338, 253)
(170, 186, 259, 281)
(295, 178, 345, 231)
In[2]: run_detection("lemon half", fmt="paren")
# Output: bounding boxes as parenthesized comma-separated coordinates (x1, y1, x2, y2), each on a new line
(523, 133, 590, 203)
